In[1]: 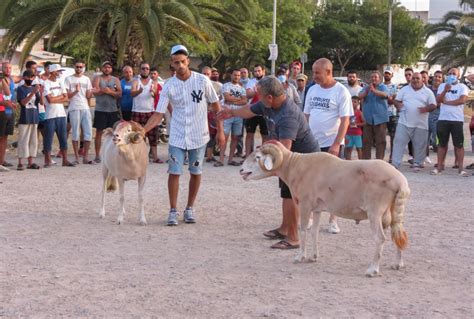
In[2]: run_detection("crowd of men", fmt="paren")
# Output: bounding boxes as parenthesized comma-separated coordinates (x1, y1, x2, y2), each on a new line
(0, 44, 472, 249)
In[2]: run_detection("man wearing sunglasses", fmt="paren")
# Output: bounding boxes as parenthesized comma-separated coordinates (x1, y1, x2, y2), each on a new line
(65, 60, 93, 164)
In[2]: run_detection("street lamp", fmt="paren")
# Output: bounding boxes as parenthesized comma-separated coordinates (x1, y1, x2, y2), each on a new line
(271, 0, 277, 75)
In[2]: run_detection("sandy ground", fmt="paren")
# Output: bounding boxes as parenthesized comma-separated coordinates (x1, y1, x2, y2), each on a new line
(1, 131, 473, 318)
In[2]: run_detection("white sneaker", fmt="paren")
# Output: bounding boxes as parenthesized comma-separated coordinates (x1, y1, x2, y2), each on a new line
(0, 165, 9, 172)
(424, 157, 432, 165)
(328, 222, 340, 234)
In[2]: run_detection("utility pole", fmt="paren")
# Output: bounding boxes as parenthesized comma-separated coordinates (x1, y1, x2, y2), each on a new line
(271, 0, 277, 75)
(388, 0, 392, 67)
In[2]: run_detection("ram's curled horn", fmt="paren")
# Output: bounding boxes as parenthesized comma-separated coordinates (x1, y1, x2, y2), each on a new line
(128, 121, 146, 144)
(260, 143, 284, 170)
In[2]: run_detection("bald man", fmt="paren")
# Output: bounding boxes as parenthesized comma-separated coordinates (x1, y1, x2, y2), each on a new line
(119, 65, 134, 121)
(303, 58, 353, 234)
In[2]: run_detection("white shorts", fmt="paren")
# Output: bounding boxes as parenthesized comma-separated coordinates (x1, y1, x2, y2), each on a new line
(68, 109, 92, 141)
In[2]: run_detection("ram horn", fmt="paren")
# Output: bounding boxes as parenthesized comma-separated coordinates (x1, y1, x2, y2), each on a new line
(128, 121, 145, 144)
(260, 143, 284, 171)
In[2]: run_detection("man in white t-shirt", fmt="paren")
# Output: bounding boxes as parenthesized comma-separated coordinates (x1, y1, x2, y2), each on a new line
(144, 45, 225, 226)
(304, 58, 352, 234)
(218, 68, 247, 166)
(65, 60, 93, 165)
(43, 64, 74, 167)
(432, 68, 469, 176)
(131, 62, 162, 163)
(344, 70, 362, 97)
(392, 72, 436, 171)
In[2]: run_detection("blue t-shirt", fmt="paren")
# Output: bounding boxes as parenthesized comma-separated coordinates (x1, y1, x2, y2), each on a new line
(17, 85, 39, 124)
(361, 83, 389, 125)
(4, 76, 16, 116)
(119, 79, 134, 112)
(250, 97, 319, 154)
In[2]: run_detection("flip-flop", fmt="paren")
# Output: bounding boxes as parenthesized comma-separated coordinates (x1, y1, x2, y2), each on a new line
(62, 162, 76, 167)
(27, 163, 40, 169)
(430, 168, 442, 175)
(263, 229, 286, 240)
(459, 171, 469, 177)
(228, 160, 243, 166)
(213, 161, 224, 167)
(466, 163, 474, 169)
(72, 160, 80, 165)
(152, 158, 164, 164)
(452, 165, 459, 169)
(83, 160, 96, 165)
(205, 157, 216, 163)
(271, 240, 300, 250)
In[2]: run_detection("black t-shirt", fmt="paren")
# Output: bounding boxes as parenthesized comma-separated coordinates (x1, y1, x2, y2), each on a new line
(17, 85, 40, 124)
(250, 97, 319, 154)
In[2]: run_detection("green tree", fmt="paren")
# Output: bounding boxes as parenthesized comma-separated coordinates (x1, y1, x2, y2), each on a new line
(309, 0, 425, 73)
(0, 0, 248, 68)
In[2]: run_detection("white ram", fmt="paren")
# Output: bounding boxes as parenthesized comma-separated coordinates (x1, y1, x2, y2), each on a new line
(240, 141, 410, 277)
(99, 121, 149, 225)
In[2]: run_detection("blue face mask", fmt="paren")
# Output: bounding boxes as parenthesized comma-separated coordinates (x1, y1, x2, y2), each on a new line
(277, 75, 286, 83)
(445, 74, 457, 85)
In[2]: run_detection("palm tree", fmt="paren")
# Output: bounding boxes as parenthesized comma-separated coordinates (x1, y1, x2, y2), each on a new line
(0, 0, 249, 68)
(424, 1, 473, 74)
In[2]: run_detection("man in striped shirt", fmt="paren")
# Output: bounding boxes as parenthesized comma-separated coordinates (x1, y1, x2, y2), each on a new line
(144, 45, 225, 226)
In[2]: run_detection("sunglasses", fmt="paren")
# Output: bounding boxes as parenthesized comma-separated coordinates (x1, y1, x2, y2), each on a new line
(141, 67, 150, 70)
(75, 66, 84, 69)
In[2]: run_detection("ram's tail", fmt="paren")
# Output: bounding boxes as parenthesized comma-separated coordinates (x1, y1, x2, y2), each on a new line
(105, 175, 118, 193)
(390, 186, 410, 250)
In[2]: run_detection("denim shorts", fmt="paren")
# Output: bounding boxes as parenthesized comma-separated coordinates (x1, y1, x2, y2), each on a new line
(43, 117, 68, 152)
(168, 144, 207, 175)
(68, 109, 92, 141)
(346, 135, 363, 148)
(223, 117, 243, 136)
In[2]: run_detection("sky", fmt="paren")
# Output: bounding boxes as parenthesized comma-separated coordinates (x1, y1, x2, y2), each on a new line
(397, 0, 430, 11)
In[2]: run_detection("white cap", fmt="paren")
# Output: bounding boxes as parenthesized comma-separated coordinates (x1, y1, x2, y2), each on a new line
(384, 66, 394, 75)
(49, 64, 64, 72)
(170, 44, 189, 56)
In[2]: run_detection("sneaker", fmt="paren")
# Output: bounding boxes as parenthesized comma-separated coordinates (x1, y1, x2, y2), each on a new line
(328, 222, 340, 234)
(407, 156, 414, 165)
(0, 165, 10, 172)
(167, 209, 179, 226)
(424, 157, 432, 165)
(183, 207, 196, 224)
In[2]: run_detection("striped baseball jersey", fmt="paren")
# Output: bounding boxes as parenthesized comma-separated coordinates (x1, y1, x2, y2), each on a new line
(156, 71, 219, 149)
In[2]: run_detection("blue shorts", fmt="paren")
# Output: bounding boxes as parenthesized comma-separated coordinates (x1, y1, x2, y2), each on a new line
(43, 117, 68, 152)
(223, 117, 243, 136)
(346, 135, 362, 148)
(168, 144, 207, 175)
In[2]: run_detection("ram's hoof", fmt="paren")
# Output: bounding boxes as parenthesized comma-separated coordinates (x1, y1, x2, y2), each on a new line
(139, 219, 147, 226)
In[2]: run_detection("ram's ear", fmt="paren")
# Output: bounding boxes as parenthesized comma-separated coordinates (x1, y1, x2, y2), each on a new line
(263, 154, 274, 171)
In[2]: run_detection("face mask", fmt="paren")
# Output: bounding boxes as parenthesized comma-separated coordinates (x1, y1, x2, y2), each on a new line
(24, 79, 33, 86)
(277, 75, 286, 83)
(445, 74, 457, 85)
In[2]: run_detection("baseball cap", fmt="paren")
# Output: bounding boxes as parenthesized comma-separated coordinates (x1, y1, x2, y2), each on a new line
(296, 74, 308, 81)
(170, 44, 189, 56)
(384, 66, 394, 75)
(48, 64, 64, 72)
(102, 61, 113, 67)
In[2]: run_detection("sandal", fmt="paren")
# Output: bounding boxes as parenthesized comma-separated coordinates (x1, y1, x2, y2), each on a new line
(213, 161, 224, 167)
(466, 163, 474, 169)
(152, 158, 164, 164)
(62, 162, 76, 167)
(228, 160, 243, 166)
(72, 160, 80, 165)
(205, 157, 216, 163)
(271, 240, 300, 250)
(94, 158, 101, 164)
(83, 160, 96, 165)
(452, 165, 459, 169)
(263, 229, 286, 240)
(430, 168, 442, 175)
(17, 164, 24, 171)
(459, 170, 469, 177)
(27, 163, 40, 169)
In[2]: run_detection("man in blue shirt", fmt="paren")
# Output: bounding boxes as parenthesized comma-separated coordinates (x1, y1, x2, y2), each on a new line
(359, 71, 389, 160)
(119, 66, 134, 121)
